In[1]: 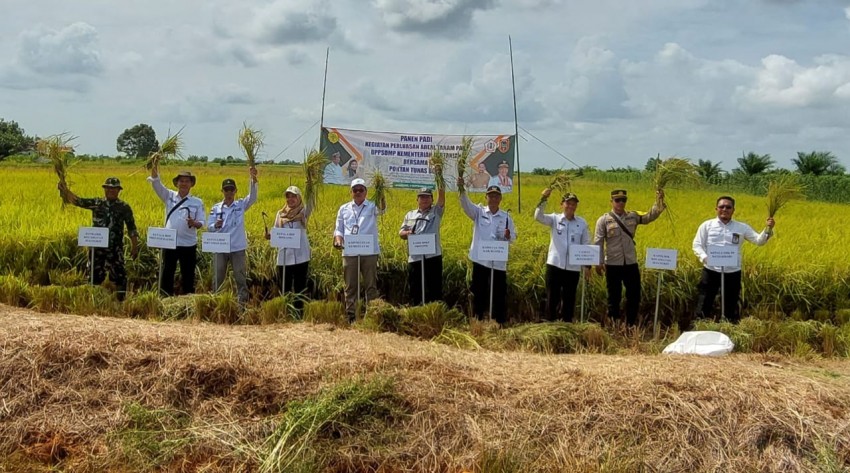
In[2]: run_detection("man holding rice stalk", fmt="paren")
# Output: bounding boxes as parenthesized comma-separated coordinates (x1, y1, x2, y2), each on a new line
(148, 164, 205, 296)
(58, 178, 139, 300)
(535, 188, 589, 322)
(207, 166, 258, 307)
(594, 189, 666, 327)
(333, 178, 385, 321)
(457, 178, 517, 325)
(691, 196, 775, 326)
(399, 186, 445, 304)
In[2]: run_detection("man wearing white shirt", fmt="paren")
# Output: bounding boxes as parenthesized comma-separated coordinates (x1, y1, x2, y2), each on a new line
(323, 152, 345, 185)
(458, 179, 517, 325)
(207, 166, 258, 305)
(691, 195, 775, 325)
(534, 189, 590, 322)
(333, 178, 385, 321)
(148, 164, 206, 296)
(399, 187, 445, 304)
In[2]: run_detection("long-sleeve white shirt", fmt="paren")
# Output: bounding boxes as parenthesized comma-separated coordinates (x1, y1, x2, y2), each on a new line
(692, 217, 771, 272)
(459, 193, 517, 270)
(534, 204, 590, 271)
(334, 199, 383, 255)
(276, 203, 313, 266)
(323, 164, 345, 185)
(207, 179, 258, 253)
(148, 176, 206, 247)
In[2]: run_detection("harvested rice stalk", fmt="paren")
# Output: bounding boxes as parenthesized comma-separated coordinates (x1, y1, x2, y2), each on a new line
(239, 123, 264, 167)
(767, 173, 805, 218)
(430, 147, 446, 190)
(37, 134, 76, 186)
(653, 157, 699, 192)
(549, 172, 574, 196)
(145, 128, 184, 170)
(370, 171, 387, 211)
(303, 149, 326, 210)
(456, 136, 473, 192)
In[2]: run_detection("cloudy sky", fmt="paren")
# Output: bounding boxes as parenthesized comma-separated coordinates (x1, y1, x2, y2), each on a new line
(2, 0, 849, 171)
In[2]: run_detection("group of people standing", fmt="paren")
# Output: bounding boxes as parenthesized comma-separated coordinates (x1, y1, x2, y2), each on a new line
(59, 164, 776, 328)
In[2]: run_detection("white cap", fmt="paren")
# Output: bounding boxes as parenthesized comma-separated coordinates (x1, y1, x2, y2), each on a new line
(285, 185, 302, 196)
(350, 178, 367, 189)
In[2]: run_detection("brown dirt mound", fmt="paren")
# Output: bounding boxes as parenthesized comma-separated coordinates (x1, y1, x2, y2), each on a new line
(1, 303, 849, 472)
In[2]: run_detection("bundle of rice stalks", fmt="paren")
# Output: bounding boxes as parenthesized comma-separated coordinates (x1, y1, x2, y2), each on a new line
(238, 123, 264, 167)
(653, 157, 700, 192)
(370, 170, 387, 210)
(145, 128, 184, 169)
(429, 147, 446, 190)
(549, 171, 575, 196)
(456, 136, 473, 191)
(767, 173, 805, 217)
(37, 134, 76, 186)
(303, 149, 326, 210)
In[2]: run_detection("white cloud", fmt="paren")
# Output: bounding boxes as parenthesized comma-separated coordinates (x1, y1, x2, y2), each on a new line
(742, 54, 850, 107)
(254, 0, 339, 45)
(155, 84, 258, 123)
(373, 0, 495, 36)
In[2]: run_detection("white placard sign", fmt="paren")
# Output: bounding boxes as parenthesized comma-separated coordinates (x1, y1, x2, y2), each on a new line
(477, 240, 509, 262)
(707, 245, 739, 267)
(408, 234, 436, 256)
(78, 226, 109, 248)
(270, 227, 301, 249)
(146, 227, 177, 250)
(342, 234, 376, 256)
(645, 248, 678, 271)
(202, 232, 231, 253)
(568, 244, 600, 266)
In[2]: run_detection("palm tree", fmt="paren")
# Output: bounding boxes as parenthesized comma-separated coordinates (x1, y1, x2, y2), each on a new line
(735, 151, 774, 176)
(792, 151, 845, 176)
(696, 159, 724, 183)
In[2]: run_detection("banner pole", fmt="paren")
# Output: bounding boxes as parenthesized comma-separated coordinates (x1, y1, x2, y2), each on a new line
(320, 47, 329, 133)
(654, 272, 662, 340)
(509, 35, 522, 213)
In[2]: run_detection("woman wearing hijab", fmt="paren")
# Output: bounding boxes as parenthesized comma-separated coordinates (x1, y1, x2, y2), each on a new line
(266, 185, 311, 312)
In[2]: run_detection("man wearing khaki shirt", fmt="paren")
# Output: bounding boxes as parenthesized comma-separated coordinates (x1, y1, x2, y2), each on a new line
(594, 189, 665, 326)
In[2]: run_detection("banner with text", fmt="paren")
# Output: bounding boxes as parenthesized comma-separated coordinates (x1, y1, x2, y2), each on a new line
(320, 127, 516, 193)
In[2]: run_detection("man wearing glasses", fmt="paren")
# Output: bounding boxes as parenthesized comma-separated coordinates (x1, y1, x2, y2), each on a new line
(594, 189, 665, 327)
(207, 166, 258, 306)
(534, 189, 589, 322)
(333, 178, 386, 321)
(399, 187, 446, 304)
(689, 196, 775, 327)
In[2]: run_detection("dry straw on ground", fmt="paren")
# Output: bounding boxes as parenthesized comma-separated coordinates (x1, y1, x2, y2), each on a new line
(1, 304, 848, 472)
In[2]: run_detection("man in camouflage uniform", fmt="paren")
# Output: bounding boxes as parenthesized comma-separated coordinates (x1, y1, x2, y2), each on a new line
(59, 177, 139, 300)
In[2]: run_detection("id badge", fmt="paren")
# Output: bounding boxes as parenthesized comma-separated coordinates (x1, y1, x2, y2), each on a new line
(570, 234, 577, 244)
(352, 224, 360, 235)
(732, 233, 740, 244)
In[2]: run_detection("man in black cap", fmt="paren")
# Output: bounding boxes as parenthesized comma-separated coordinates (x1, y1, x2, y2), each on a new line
(148, 162, 205, 296)
(58, 177, 139, 300)
(594, 188, 665, 326)
(208, 167, 258, 306)
(399, 186, 445, 304)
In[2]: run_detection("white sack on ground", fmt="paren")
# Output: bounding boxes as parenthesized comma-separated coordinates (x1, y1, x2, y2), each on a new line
(662, 331, 734, 356)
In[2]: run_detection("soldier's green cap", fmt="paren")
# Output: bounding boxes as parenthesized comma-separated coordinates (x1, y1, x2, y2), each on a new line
(102, 177, 123, 189)
(221, 178, 237, 190)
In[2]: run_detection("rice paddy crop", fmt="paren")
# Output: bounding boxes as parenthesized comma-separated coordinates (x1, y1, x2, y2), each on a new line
(1, 160, 848, 324)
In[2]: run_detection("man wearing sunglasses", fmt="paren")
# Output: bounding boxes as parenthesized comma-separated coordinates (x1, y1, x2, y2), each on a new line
(594, 188, 665, 327)
(535, 189, 589, 322)
(689, 196, 774, 328)
(207, 166, 259, 307)
(333, 178, 386, 321)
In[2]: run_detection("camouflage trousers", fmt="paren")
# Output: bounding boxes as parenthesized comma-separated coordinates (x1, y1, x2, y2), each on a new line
(89, 246, 128, 296)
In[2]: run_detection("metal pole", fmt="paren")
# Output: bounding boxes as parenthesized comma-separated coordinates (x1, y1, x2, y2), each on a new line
(282, 252, 287, 297)
(720, 266, 726, 321)
(319, 47, 330, 132)
(654, 272, 662, 340)
(356, 255, 361, 320)
(420, 255, 426, 306)
(90, 247, 95, 286)
(508, 35, 522, 213)
(580, 269, 586, 323)
(489, 264, 494, 322)
(157, 249, 164, 297)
